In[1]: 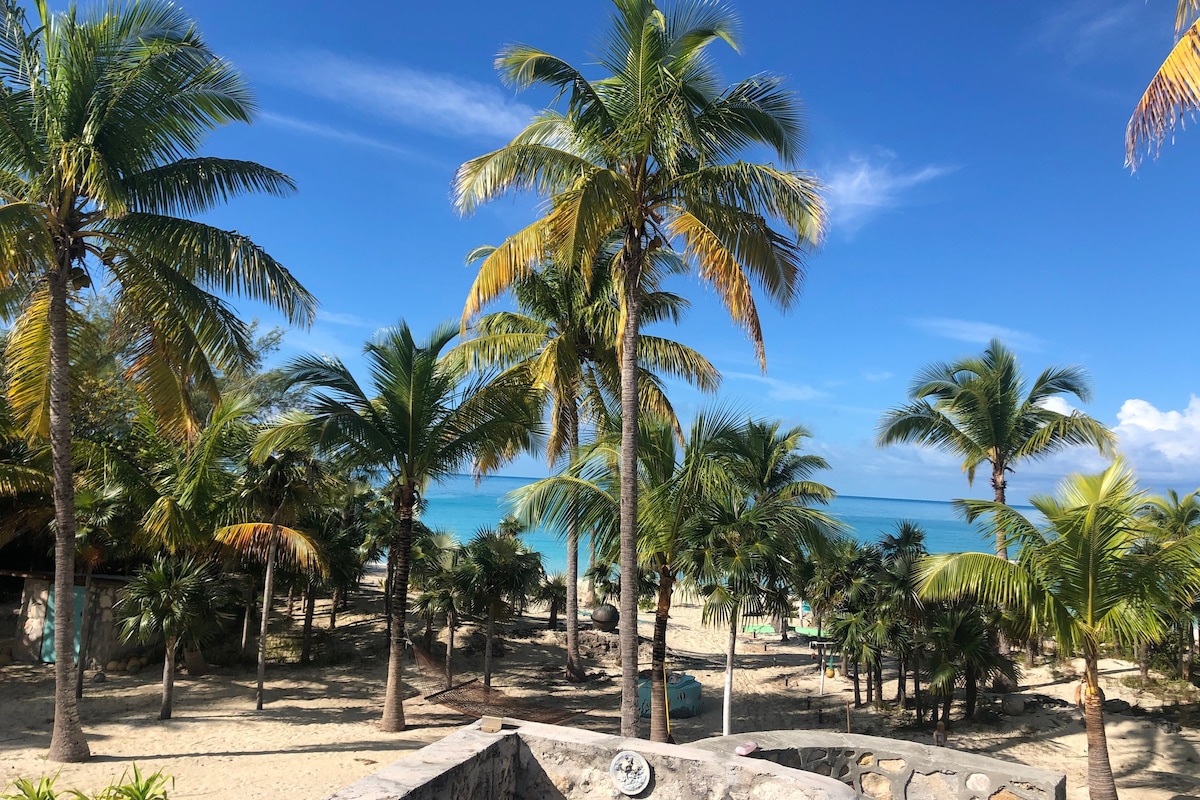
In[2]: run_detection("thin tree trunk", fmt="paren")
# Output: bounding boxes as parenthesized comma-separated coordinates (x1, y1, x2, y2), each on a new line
(160, 639, 177, 721)
(618, 255, 643, 738)
(965, 668, 978, 720)
(896, 655, 907, 707)
(852, 659, 862, 707)
(565, 403, 584, 682)
(384, 548, 396, 639)
(913, 653, 923, 723)
(329, 587, 340, 630)
(75, 567, 94, 700)
(256, 525, 280, 710)
(875, 661, 884, 704)
(286, 587, 295, 618)
(942, 691, 952, 725)
(1139, 642, 1150, 681)
(484, 606, 496, 689)
(1027, 638, 1037, 669)
(723, 610, 737, 737)
(380, 490, 415, 732)
(241, 580, 255, 653)
(1084, 659, 1119, 800)
(47, 261, 90, 763)
(547, 602, 559, 631)
(445, 611, 455, 690)
(300, 588, 316, 665)
(649, 573, 674, 743)
(865, 659, 874, 703)
(992, 466, 1013, 659)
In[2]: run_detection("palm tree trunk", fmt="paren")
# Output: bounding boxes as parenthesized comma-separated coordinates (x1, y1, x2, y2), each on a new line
(852, 659, 862, 707)
(942, 691, 952, 724)
(445, 611, 455, 690)
(75, 566, 95, 701)
(384, 548, 396, 638)
(913, 653, 923, 723)
(484, 606, 496, 689)
(286, 586, 295, 618)
(565, 402, 584, 682)
(1139, 642, 1150, 681)
(618, 253, 643, 738)
(965, 668, 978, 720)
(329, 587, 340, 630)
(300, 588, 316, 665)
(256, 524, 280, 710)
(723, 610, 737, 737)
(161, 638, 177, 721)
(547, 601, 559, 631)
(896, 655, 907, 706)
(649, 573, 674, 743)
(1083, 659, 1119, 800)
(865, 659, 873, 703)
(241, 580, 255, 653)
(875, 660, 884, 704)
(380, 490, 415, 732)
(46, 262, 90, 763)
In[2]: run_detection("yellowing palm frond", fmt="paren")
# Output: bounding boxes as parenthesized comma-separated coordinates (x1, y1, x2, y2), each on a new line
(215, 522, 325, 573)
(1127, 15, 1200, 167)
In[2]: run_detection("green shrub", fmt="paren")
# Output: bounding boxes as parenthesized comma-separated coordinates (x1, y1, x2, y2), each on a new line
(3, 766, 172, 800)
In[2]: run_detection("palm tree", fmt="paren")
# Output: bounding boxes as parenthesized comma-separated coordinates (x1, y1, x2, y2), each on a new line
(918, 459, 1200, 800)
(877, 339, 1114, 560)
(116, 556, 223, 720)
(1127, 1, 1200, 167)
(264, 321, 539, 731)
(411, 541, 468, 690)
(534, 573, 568, 631)
(0, 1, 314, 762)
(456, 254, 717, 682)
(1138, 489, 1200, 679)
(461, 528, 544, 689)
(454, 0, 825, 735)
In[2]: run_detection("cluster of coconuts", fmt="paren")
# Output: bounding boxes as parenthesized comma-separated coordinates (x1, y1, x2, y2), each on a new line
(104, 655, 154, 674)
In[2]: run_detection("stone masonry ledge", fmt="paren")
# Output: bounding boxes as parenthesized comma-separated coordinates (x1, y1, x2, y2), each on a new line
(691, 730, 1066, 800)
(325, 718, 856, 800)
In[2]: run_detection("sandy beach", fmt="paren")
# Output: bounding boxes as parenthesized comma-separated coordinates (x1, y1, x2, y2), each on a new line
(4, 579, 1200, 800)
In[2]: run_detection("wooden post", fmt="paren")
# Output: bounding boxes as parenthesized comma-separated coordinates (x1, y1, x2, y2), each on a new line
(845, 700, 852, 733)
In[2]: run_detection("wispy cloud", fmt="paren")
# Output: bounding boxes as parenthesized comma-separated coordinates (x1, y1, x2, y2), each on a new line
(863, 371, 893, 383)
(316, 309, 381, 330)
(260, 111, 424, 158)
(823, 153, 954, 232)
(1030, 1, 1157, 67)
(725, 371, 826, 402)
(264, 52, 534, 141)
(910, 318, 1043, 351)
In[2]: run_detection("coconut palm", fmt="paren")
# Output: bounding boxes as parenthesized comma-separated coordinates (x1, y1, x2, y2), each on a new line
(877, 339, 1114, 560)
(460, 528, 545, 689)
(1127, 1, 1200, 167)
(0, 1, 314, 761)
(1138, 489, 1200, 679)
(918, 459, 1200, 800)
(263, 321, 539, 731)
(411, 541, 468, 690)
(456, 254, 717, 682)
(116, 556, 223, 720)
(534, 573, 568, 631)
(455, 0, 825, 734)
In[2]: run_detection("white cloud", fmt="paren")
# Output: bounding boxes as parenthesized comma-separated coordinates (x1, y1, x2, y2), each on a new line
(266, 52, 534, 141)
(863, 371, 893, 383)
(910, 317, 1043, 351)
(1030, 2, 1155, 66)
(823, 153, 954, 231)
(725, 371, 826, 402)
(260, 111, 423, 158)
(1036, 396, 1077, 415)
(316, 309, 381, 329)
(1115, 396, 1200, 465)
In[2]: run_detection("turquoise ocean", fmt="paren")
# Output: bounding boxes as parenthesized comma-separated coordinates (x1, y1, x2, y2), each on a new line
(421, 474, 1001, 575)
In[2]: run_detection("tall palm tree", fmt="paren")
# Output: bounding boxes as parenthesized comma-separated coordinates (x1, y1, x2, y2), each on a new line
(1127, 1, 1200, 167)
(116, 556, 223, 720)
(263, 321, 539, 731)
(0, 1, 314, 762)
(877, 339, 1114, 560)
(456, 255, 717, 681)
(454, 0, 825, 735)
(460, 528, 544, 689)
(918, 459, 1200, 800)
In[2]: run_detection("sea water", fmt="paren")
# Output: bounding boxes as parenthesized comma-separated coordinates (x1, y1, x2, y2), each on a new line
(420, 474, 1004, 575)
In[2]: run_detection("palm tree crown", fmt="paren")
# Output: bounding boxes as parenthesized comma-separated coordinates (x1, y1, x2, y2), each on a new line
(1126, 0, 1200, 167)
(877, 339, 1114, 558)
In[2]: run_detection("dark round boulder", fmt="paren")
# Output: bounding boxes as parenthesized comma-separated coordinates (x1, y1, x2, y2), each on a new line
(592, 603, 619, 633)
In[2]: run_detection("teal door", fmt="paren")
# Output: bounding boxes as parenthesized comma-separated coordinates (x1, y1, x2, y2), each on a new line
(39, 586, 86, 663)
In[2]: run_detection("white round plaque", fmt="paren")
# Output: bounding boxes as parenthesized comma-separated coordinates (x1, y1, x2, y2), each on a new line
(609, 750, 651, 795)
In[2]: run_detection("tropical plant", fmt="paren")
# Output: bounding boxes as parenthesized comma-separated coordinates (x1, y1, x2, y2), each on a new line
(0, 0, 314, 761)
(460, 528, 544, 688)
(877, 339, 1114, 559)
(263, 321, 539, 731)
(534, 573, 568, 631)
(457, 252, 717, 682)
(1138, 489, 1200, 679)
(455, 0, 825, 735)
(411, 538, 468, 689)
(216, 447, 325, 709)
(918, 459, 1200, 800)
(116, 556, 224, 720)
(1127, 1, 1200, 167)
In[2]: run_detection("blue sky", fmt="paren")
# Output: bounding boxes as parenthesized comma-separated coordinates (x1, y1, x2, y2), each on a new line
(180, 0, 1200, 503)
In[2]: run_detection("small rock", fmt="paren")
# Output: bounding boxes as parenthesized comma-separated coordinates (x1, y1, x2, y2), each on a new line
(92, 671, 107, 683)
(1001, 695, 1027, 715)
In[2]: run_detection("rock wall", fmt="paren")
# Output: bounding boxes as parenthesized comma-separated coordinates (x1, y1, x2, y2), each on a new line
(15, 578, 126, 665)
(691, 730, 1066, 800)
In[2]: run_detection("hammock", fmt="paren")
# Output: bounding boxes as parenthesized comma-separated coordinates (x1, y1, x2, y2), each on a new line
(423, 679, 591, 725)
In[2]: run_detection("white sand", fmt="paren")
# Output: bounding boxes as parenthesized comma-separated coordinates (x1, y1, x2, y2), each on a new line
(3, 583, 1199, 800)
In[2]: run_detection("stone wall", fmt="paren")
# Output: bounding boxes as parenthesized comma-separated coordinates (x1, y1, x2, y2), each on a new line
(691, 730, 1066, 800)
(15, 578, 126, 664)
(325, 719, 855, 800)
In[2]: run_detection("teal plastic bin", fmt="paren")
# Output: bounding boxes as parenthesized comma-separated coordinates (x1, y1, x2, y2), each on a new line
(636, 673, 702, 719)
